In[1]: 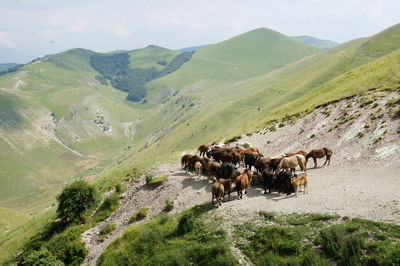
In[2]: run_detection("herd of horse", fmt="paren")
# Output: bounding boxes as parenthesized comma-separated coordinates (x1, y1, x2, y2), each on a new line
(181, 142, 333, 207)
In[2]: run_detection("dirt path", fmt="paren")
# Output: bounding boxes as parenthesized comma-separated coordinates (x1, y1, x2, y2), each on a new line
(82, 160, 399, 265)
(81, 164, 212, 265)
(82, 92, 400, 264)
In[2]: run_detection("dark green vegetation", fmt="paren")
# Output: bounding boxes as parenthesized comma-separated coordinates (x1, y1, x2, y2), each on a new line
(15, 181, 97, 265)
(164, 199, 174, 212)
(236, 212, 400, 265)
(293, 35, 338, 50)
(56, 180, 97, 225)
(99, 205, 238, 266)
(98, 224, 116, 242)
(90, 50, 193, 102)
(92, 192, 120, 223)
(0, 63, 21, 74)
(129, 208, 148, 223)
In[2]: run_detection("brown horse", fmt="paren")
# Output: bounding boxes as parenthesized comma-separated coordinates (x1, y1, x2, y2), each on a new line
(306, 147, 332, 168)
(277, 155, 307, 174)
(236, 169, 253, 200)
(211, 181, 225, 207)
(284, 149, 307, 157)
(198, 144, 211, 157)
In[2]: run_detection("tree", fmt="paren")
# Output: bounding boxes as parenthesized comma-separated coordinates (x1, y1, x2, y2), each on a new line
(56, 180, 96, 224)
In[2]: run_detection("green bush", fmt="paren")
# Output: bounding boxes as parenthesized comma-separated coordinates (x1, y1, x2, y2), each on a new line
(177, 211, 197, 235)
(92, 192, 120, 222)
(56, 180, 97, 224)
(164, 199, 174, 212)
(23, 248, 64, 266)
(98, 224, 116, 242)
(44, 225, 87, 265)
(145, 173, 153, 184)
(129, 208, 148, 223)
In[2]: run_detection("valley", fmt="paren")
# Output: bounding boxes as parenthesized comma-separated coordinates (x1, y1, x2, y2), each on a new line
(0, 23, 399, 264)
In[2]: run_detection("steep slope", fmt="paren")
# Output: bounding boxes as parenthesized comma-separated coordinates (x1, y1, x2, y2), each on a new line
(0, 46, 180, 218)
(293, 35, 338, 49)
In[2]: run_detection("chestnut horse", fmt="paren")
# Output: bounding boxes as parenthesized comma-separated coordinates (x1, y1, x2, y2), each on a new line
(305, 147, 333, 168)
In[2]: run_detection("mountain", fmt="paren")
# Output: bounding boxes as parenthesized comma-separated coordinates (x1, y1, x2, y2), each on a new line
(1, 24, 400, 263)
(293, 35, 339, 50)
(177, 45, 209, 52)
(0, 63, 20, 72)
(0, 46, 181, 219)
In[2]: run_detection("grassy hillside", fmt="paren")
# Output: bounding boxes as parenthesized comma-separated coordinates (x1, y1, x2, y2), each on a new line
(109, 24, 400, 171)
(293, 35, 338, 49)
(1, 24, 399, 263)
(128, 45, 179, 70)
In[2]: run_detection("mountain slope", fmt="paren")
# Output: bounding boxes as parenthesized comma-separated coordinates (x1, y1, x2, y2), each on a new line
(293, 35, 338, 49)
(0, 46, 182, 217)
(112, 24, 400, 171)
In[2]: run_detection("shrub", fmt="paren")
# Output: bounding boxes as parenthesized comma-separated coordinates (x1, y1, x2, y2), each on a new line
(371, 102, 379, 108)
(129, 208, 148, 223)
(92, 192, 120, 222)
(98, 224, 116, 242)
(356, 132, 364, 138)
(177, 212, 197, 235)
(115, 184, 122, 194)
(164, 199, 174, 212)
(259, 210, 276, 221)
(310, 134, 315, 139)
(23, 248, 64, 266)
(44, 225, 87, 265)
(145, 173, 153, 184)
(56, 180, 97, 224)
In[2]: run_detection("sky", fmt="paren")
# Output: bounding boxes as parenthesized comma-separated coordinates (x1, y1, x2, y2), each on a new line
(0, 0, 399, 63)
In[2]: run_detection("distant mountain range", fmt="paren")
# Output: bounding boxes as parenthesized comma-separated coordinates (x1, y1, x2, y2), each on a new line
(292, 35, 339, 50)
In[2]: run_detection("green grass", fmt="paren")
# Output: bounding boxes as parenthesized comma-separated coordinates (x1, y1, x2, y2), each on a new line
(148, 174, 170, 185)
(92, 192, 120, 223)
(99, 205, 238, 266)
(129, 208, 148, 223)
(98, 224, 116, 242)
(236, 213, 400, 266)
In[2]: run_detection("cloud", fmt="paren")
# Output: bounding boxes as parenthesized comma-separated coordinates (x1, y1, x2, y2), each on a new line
(114, 23, 131, 38)
(0, 31, 16, 48)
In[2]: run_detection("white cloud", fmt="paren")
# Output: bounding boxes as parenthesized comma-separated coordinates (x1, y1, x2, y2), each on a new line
(0, 31, 16, 48)
(114, 23, 131, 38)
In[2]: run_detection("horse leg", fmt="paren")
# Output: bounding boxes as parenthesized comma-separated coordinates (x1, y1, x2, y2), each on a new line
(323, 156, 328, 166)
(313, 157, 317, 168)
(327, 155, 331, 166)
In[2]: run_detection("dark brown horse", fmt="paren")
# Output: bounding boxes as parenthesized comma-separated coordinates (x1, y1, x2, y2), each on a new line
(305, 147, 333, 168)
(198, 144, 211, 157)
